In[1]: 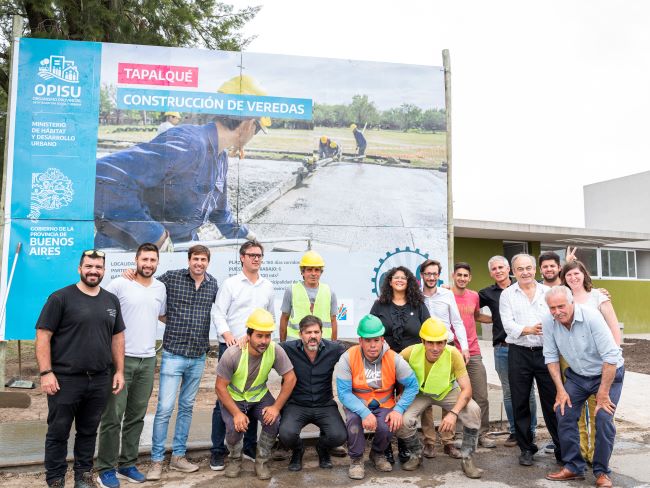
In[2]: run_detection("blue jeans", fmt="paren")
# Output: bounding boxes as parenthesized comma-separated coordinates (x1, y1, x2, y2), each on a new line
(494, 344, 537, 435)
(558, 367, 624, 477)
(211, 343, 258, 456)
(151, 351, 206, 462)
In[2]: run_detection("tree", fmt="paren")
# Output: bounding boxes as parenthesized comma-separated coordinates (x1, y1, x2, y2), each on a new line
(0, 0, 260, 181)
(420, 108, 446, 131)
(398, 103, 421, 132)
(348, 94, 378, 127)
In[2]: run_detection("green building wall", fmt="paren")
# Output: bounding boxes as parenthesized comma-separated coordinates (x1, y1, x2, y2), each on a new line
(453, 237, 650, 334)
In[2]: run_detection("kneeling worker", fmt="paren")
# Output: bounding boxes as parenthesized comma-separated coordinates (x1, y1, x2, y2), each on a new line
(215, 309, 297, 480)
(335, 314, 419, 480)
(397, 318, 483, 479)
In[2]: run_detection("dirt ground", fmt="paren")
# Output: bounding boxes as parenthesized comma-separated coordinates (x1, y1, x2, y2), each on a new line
(2, 339, 649, 422)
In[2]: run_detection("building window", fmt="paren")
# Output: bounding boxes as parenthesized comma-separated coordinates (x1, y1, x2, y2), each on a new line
(539, 245, 598, 276)
(503, 241, 528, 266)
(636, 251, 650, 279)
(601, 249, 636, 278)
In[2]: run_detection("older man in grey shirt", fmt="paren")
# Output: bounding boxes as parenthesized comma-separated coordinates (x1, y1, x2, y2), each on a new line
(543, 286, 624, 488)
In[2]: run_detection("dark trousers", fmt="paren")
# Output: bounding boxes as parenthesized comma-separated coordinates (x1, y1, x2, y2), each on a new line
(508, 344, 560, 457)
(345, 406, 392, 459)
(558, 367, 624, 477)
(220, 392, 279, 446)
(45, 371, 111, 484)
(279, 403, 347, 451)
(211, 342, 258, 456)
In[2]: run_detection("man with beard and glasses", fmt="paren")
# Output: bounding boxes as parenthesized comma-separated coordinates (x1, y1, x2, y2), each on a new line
(215, 309, 297, 480)
(278, 315, 348, 472)
(209, 240, 275, 471)
(36, 250, 126, 488)
(418, 259, 468, 459)
(95, 243, 167, 488)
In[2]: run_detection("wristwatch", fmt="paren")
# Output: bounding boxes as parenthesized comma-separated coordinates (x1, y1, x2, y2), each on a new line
(39, 369, 53, 376)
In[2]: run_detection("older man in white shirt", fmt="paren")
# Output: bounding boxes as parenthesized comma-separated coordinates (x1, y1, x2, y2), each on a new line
(499, 253, 560, 467)
(209, 240, 275, 471)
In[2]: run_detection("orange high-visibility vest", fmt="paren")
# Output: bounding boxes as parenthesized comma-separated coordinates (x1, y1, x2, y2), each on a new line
(348, 345, 396, 408)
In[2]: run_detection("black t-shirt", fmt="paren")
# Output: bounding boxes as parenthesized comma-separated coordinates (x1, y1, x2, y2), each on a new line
(478, 283, 507, 346)
(36, 284, 126, 374)
(370, 300, 430, 353)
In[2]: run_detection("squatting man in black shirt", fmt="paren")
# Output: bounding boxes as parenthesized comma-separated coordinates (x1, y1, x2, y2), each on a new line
(36, 249, 126, 488)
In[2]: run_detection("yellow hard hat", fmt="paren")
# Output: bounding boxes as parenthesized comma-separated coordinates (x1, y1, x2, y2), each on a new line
(164, 111, 181, 118)
(218, 75, 271, 131)
(246, 308, 275, 332)
(330, 142, 337, 148)
(350, 123, 357, 130)
(419, 318, 449, 342)
(299, 250, 325, 268)
(320, 135, 328, 144)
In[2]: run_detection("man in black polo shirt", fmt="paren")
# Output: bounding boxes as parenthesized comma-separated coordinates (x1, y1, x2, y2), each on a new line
(36, 249, 126, 488)
(478, 255, 537, 447)
(278, 315, 347, 471)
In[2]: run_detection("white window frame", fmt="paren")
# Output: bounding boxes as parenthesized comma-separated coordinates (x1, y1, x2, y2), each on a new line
(600, 248, 637, 279)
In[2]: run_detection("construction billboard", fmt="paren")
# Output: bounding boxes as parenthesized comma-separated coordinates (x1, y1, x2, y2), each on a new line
(1, 38, 447, 340)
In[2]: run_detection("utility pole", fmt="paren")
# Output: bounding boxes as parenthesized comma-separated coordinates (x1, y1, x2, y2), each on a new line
(0, 15, 24, 391)
(443, 49, 453, 276)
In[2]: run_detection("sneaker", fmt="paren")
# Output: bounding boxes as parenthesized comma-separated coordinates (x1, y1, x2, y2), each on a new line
(146, 462, 162, 481)
(170, 455, 199, 473)
(504, 434, 517, 447)
(74, 472, 98, 488)
(242, 446, 257, 461)
(544, 442, 556, 454)
(519, 450, 534, 466)
(97, 470, 120, 488)
(348, 458, 365, 480)
(210, 452, 225, 471)
(117, 466, 145, 483)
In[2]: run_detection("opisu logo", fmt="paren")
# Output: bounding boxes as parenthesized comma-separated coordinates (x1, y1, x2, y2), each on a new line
(118, 63, 199, 87)
(38, 55, 79, 83)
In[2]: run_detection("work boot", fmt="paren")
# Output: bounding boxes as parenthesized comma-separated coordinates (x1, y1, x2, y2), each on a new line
(348, 458, 365, 479)
(225, 440, 243, 478)
(443, 444, 462, 458)
(49, 479, 65, 488)
(146, 461, 162, 481)
(384, 444, 395, 464)
(74, 472, 97, 488)
(460, 427, 483, 479)
(397, 437, 411, 463)
(400, 434, 423, 471)
(370, 450, 393, 472)
(170, 455, 199, 473)
(316, 443, 333, 469)
(288, 447, 305, 472)
(255, 431, 276, 480)
(329, 445, 347, 457)
(272, 440, 291, 461)
(422, 443, 436, 458)
(479, 434, 497, 448)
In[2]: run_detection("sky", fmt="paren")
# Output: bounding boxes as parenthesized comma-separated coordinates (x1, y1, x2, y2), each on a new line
(229, 0, 650, 228)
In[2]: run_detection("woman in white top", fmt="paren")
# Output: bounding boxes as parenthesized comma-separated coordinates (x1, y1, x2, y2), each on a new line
(560, 260, 621, 464)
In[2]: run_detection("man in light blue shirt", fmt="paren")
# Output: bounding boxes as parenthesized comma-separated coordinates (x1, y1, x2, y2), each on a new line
(542, 286, 624, 488)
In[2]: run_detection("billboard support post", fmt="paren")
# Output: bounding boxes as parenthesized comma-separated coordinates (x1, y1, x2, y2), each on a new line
(443, 49, 453, 275)
(0, 15, 24, 391)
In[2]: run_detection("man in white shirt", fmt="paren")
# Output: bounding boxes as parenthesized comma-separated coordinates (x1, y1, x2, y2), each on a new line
(96, 243, 167, 487)
(209, 240, 275, 471)
(418, 259, 469, 459)
(499, 253, 560, 467)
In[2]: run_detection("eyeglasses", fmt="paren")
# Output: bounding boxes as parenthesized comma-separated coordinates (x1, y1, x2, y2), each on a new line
(421, 272, 439, 278)
(244, 253, 264, 260)
(391, 275, 408, 281)
(82, 249, 105, 258)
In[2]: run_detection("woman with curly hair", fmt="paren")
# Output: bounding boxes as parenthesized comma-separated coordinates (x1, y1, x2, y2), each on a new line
(369, 266, 430, 464)
(370, 266, 430, 352)
(560, 260, 621, 465)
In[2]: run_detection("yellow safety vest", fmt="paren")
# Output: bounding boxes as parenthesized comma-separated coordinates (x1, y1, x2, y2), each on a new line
(226, 342, 275, 402)
(288, 282, 332, 339)
(408, 344, 455, 400)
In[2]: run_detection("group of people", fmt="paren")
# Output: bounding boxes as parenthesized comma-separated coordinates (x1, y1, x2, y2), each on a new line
(35, 243, 624, 488)
(317, 125, 367, 161)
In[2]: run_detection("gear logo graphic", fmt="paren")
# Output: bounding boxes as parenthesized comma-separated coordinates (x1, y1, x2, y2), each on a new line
(371, 247, 430, 296)
(27, 168, 74, 221)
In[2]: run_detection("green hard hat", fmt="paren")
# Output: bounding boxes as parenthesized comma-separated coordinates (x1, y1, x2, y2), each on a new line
(357, 314, 385, 338)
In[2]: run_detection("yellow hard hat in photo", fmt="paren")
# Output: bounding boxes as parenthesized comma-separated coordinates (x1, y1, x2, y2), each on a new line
(299, 250, 325, 267)
(320, 135, 328, 143)
(419, 318, 449, 342)
(350, 123, 357, 130)
(164, 111, 181, 118)
(246, 308, 275, 332)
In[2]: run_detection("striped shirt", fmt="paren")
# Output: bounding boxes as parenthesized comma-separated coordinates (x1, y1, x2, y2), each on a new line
(158, 268, 218, 357)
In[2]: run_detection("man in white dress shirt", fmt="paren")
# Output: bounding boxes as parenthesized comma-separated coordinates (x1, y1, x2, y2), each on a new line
(499, 253, 560, 467)
(209, 240, 275, 471)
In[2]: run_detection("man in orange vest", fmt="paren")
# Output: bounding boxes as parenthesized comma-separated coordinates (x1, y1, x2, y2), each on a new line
(334, 314, 419, 480)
